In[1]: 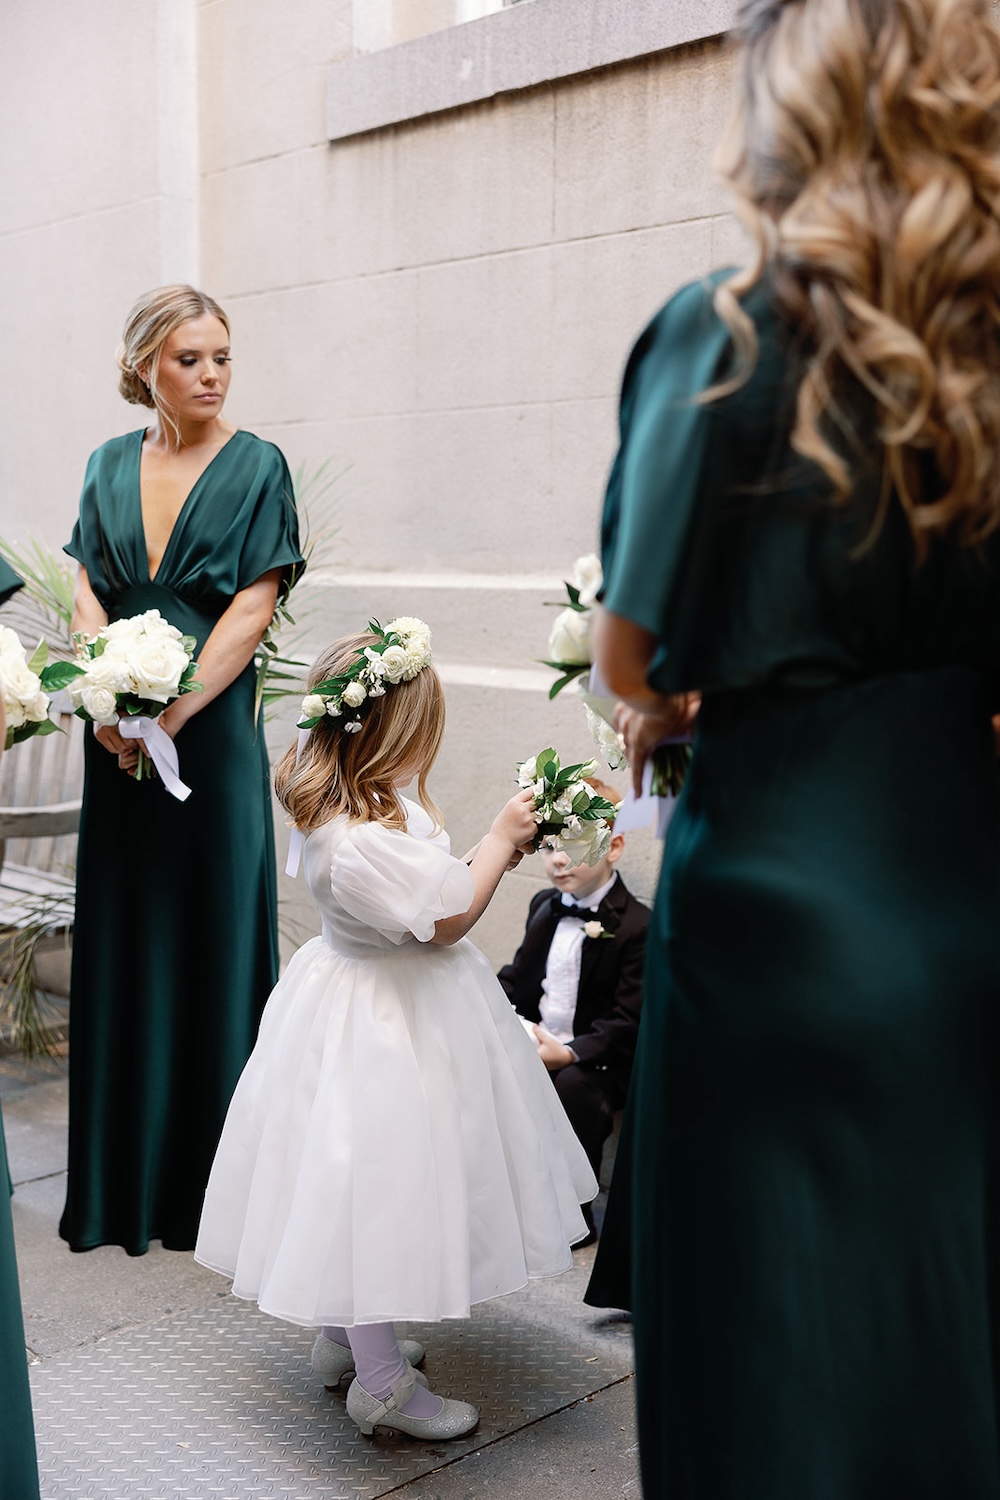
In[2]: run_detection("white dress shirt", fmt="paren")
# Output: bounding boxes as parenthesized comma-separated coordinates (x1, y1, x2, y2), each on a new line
(538, 873, 618, 1047)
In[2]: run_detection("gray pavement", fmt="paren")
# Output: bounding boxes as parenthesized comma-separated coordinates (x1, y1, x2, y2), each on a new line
(1, 1046, 639, 1500)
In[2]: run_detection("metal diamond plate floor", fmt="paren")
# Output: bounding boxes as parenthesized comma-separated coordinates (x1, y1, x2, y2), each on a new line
(3, 1053, 638, 1499)
(31, 1294, 632, 1498)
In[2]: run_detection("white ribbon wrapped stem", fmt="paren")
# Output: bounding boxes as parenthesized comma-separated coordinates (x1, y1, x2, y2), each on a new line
(283, 726, 312, 877)
(119, 715, 192, 802)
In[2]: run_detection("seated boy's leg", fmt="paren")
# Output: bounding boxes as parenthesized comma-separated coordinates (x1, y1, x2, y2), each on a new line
(551, 1064, 615, 1184)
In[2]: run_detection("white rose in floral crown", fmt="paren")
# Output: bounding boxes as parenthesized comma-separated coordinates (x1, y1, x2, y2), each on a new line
(379, 645, 408, 683)
(342, 680, 367, 708)
(547, 606, 591, 666)
(570, 553, 603, 608)
(301, 693, 327, 720)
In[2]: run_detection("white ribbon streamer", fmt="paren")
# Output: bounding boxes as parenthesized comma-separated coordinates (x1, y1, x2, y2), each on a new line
(119, 715, 192, 802)
(283, 726, 312, 877)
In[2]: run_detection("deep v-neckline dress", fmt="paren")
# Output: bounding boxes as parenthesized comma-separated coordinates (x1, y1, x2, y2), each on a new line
(59, 428, 304, 1254)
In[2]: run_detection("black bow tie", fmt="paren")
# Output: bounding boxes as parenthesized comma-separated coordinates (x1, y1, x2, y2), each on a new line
(548, 890, 600, 918)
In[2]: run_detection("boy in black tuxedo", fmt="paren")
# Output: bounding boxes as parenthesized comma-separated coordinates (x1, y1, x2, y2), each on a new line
(498, 781, 649, 1243)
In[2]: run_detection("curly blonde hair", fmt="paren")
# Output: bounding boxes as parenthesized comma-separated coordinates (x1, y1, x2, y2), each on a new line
(273, 633, 445, 835)
(714, 0, 1000, 556)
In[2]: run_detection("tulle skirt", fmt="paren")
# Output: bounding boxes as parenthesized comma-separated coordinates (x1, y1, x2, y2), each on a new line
(195, 934, 597, 1326)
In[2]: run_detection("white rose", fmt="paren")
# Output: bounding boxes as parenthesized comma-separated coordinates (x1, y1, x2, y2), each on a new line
(129, 638, 190, 703)
(379, 645, 408, 682)
(561, 818, 612, 867)
(22, 689, 49, 725)
(0, 626, 23, 660)
(1, 654, 40, 704)
(583, 920, 605, 940)
(101, 617, 144, 645)
(84, 651, 136, 695)
(342, 680, 367, 708)
(585, 704, 627, 770)
(570, 553, 603, 608)
(301, 694, 327, 720)
(547, 607, 591, 666)
(80, 683, 120, 725)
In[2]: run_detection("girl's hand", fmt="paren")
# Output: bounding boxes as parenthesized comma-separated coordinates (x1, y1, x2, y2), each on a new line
(490, 788, 539, 851)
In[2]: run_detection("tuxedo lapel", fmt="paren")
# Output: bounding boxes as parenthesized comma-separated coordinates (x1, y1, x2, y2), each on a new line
(576, 877, 626, 996)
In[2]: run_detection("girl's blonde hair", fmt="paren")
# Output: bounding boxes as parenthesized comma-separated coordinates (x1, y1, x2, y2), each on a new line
(117, 284, 230, 443)
(714, 0, 1000, 556)
(273, 633, 445, 835)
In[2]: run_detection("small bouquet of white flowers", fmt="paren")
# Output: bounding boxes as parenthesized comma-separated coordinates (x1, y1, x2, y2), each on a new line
(517, 747, 618, 867)
(0, 626, 61, 748)
(49, 609, 202, 799)
(541, 553, 692, 802)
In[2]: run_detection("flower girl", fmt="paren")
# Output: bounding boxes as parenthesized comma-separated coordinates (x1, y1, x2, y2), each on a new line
(195, 618, 597, 1441)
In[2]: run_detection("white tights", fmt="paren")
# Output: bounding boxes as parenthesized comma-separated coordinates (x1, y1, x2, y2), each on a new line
(322, 1322, 442, 1417)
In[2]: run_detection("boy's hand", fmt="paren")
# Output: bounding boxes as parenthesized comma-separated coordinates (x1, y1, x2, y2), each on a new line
(533, 1023, 576, 1070)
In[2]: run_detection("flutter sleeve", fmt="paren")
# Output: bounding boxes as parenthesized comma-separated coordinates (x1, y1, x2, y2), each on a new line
(235, 441, 305, 598)
(600, 275, 736, 695)
(331, 821, 475, 944)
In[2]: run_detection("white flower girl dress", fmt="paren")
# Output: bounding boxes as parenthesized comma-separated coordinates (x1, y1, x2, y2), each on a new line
(195, 801, 597, 1328)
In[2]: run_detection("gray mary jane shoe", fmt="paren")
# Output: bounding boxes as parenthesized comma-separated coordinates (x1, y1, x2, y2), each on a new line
(345, 1366, 479, 1440)
(310, 1331, 426, 1390)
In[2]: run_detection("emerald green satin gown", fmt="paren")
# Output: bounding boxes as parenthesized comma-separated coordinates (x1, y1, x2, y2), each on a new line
(0, 555, 40, 1499)
(584, 275, 1000, 1497)
(59, 430, 303, 1255)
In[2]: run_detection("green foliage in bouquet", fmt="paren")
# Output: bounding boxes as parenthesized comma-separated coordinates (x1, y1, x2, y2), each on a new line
(517, 747, 618, 867)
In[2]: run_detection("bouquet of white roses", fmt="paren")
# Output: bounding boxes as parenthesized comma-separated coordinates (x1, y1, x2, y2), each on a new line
(541, 553, 692, 800)
(0, 626, 61, 748)
(517, 747, 618, 867)
(50, 609, 202, 799)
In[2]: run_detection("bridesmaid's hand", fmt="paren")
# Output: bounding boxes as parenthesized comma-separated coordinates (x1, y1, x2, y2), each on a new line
(94, 719, 130, 760)
(615, 693, 700, 799)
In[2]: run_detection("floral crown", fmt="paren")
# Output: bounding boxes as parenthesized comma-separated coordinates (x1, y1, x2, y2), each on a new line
(297, 616, 433, 735)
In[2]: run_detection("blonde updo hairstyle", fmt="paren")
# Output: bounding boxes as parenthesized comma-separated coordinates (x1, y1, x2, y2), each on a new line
(273, 633, 446, 836)
(714, 0, 1000, 557)
(117, 283, 230, 415)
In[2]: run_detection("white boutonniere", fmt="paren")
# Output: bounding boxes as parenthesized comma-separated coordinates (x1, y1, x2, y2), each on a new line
(583, 920, 613, 941)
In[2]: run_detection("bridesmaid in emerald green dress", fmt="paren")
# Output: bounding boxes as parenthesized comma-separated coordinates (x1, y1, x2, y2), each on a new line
(59, 286, 303, 1255)
(585, 2, 1000, 1495)
(0, 555, 41, 1499)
